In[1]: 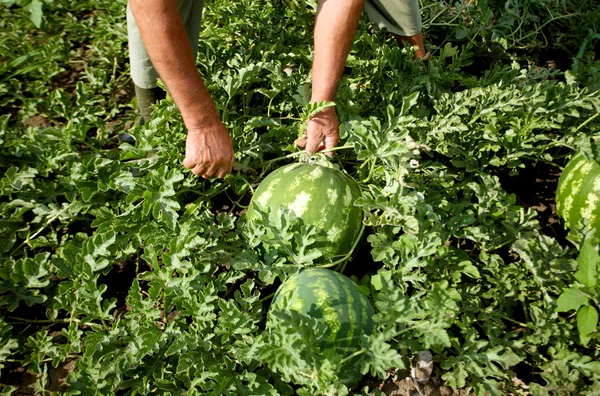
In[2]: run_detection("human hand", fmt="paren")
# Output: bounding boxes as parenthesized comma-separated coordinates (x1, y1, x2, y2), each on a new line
(183, 121, 234, 179)
(294, 106, 340, 156)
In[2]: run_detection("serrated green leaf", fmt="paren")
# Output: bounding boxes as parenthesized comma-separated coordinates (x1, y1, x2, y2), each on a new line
(0, 386, 16, 395)
(575, 241, 598, 288)
(0, 320, 19, 377)
(528, 383, 549, 396)
(453, 260, 480, 280)
(485, 346, 522, 369)
(26, 0, 43, 28)
(569, 354, 600, 377)
(362, 332, 403, 378)
(555, 287, 588, 312)
(302, 101, 335, 121)
(577, 305, 599, 346)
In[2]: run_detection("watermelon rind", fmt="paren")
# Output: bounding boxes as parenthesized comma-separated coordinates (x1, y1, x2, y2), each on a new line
(246, 162, 364, 262)
(265, 268, 375, 386)
(556, 153, 600, 241)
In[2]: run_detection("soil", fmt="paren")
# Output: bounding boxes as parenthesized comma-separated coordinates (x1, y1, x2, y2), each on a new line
(1, 360, 75, 395)
(112, 82, 136, 105)
(21, 115, 51, 128)
(345, 228, 384, 278)
(357, 370, 472, 396)
(98, 254, 141, 319)
(495, 159, 568, 246)
(379, 377, 468, 396)
(1, 365, 36, 395)
(50, 54, 87, 94)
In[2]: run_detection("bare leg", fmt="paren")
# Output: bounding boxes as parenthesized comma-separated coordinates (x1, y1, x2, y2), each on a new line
(394, 29, 426, 59)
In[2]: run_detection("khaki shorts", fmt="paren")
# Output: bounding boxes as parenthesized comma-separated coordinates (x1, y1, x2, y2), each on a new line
(365, 0, 422, 37)
(128, 0, 422, 89)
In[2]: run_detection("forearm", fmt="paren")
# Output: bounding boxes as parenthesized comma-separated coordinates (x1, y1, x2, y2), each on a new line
(129, 0, 219, 130)
(311, 0, 365, 102)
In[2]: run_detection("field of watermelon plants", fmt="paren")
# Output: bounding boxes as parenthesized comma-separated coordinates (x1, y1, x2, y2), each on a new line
(1, 0, 600, 394)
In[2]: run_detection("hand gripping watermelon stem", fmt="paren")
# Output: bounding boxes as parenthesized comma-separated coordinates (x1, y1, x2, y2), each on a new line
(255, 145, 355, 179)
(265, 145, 354, 164)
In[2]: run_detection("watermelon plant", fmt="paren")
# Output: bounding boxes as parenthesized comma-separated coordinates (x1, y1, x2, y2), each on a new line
(1, 0, 600, 394)
(246, 161, 363, 265)
(262, 268, 375, 390)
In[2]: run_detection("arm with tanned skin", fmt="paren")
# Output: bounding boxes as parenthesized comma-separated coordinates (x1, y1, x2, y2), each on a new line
(129, 0, 233, 179)
(296, 0, 366, 155)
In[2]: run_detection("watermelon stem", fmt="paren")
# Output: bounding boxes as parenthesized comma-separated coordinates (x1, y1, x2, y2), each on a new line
(259, 291, 276, 304)
(573, 110, 599, 135)
(225, 181, 253, 210)
(506, 154, 564, 170)
(9, 201, 76, 257)
(361, 158, 378, 184)
(338, 348, 365, 365)
(265, 145, 355, 164)
(6, 315, 100, 329)
(499, 314, 535, 329)
(255, 146, 356, 180)
(317, 221, 366, 272)
(317, 145, 355, 154)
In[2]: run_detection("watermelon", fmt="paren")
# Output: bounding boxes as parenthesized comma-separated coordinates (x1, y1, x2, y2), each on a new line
(556, 153, 600, 239)
(266, 268, 375, 384)
(246, 162, 363, 261)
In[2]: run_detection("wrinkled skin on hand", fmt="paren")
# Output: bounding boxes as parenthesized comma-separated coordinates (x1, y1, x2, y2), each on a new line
(183, 121, 234, 179)
(295, 106, 340, 156)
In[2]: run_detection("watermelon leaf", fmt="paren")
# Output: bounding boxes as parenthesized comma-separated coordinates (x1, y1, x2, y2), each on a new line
(25, 0, 43, 28)
(577, 305, 599, 346)
(361, 332, 404, 378)
(556, 287, 589, 312)
(574, 241, 599, 288)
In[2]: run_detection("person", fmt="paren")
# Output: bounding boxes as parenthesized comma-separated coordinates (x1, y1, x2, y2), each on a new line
(127, 0, 425, 179)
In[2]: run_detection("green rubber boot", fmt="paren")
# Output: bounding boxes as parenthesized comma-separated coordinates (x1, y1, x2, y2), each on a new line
(134, 85, 166, 124)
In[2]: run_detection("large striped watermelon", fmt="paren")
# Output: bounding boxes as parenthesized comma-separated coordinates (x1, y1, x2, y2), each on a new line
(246, 162, 363, 261)
(556, 153, 600, 239)
(266, 268, 375, 384)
